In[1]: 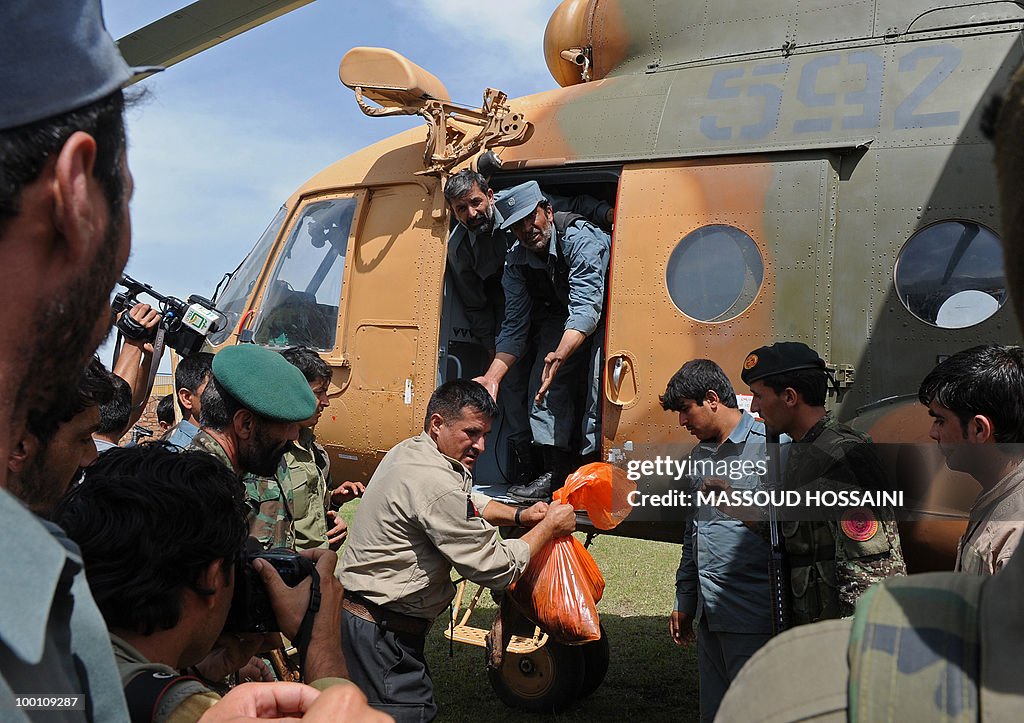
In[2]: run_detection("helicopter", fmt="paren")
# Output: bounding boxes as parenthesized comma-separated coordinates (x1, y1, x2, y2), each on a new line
(120, 0, 1024, 711)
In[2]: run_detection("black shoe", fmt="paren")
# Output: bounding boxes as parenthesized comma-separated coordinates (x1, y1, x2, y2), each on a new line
(508, 472, 552, 502)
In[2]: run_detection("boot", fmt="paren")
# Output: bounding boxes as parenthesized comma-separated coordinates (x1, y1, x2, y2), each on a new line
(507, 446, 575, 502)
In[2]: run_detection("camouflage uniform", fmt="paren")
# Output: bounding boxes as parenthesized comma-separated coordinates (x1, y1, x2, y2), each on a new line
(188, 430, 294, 550)
(776, 413, 906, 625)
(286, 426, 332, 551)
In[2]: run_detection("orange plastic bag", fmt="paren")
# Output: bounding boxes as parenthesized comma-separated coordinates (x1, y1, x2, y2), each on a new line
(510, 534, 605, 644)
(553, 462, 636, 530)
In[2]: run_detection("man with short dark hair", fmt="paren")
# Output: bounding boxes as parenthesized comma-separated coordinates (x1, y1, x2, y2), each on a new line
(0, 2, 142, 716)
(55, 445, 359, 722)
(740, 342, 906, 625)
(9, 357, 114, 517)
(338, 378, 577, 719)
(277, 346, 361, 551)
(94, 372, 131, 452)
(165, 351, 214, 448)
(919, 344, 1024, 574)
(156, 394, 175, 432)
(659, 359, 773, 723)
(476, 180, 611, 501)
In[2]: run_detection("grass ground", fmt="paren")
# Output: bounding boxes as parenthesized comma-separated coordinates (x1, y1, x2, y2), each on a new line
(338, 503, 699, 721)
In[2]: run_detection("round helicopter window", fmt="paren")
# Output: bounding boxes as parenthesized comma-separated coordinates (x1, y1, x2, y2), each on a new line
(665, 225, 764, 322)
(894, 221, 1006, 329)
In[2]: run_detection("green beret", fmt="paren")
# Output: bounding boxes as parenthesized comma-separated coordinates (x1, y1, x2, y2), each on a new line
(741, 342, 826, 385)
(212, 346, 317, 422)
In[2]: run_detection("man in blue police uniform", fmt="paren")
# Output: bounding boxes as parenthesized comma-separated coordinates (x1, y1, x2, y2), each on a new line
(476, 181, 611, 500)
(660, 359, 774, 722)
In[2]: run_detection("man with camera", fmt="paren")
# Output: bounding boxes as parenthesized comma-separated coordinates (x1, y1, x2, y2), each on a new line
(338, 379, 577, 720)
(54, 444, 369, 722)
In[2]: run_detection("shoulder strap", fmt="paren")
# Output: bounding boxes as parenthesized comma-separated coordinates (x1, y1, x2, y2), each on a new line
(848, 572, 985, 723)
(124, 671, 204, 723)
(552, 211, 586, 236)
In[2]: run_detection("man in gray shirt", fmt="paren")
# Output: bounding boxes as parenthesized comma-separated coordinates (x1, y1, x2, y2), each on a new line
(660, 359, 774, 723)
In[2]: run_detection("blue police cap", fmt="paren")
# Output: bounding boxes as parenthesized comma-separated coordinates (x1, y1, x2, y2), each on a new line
(1, 0, 160, 130)
(497, 181, 546, 230)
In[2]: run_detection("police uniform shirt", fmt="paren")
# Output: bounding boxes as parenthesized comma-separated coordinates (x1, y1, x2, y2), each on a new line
(0, 488, 129, 722)
(495, 218, 610, 360)
(337, 432, 530, 621)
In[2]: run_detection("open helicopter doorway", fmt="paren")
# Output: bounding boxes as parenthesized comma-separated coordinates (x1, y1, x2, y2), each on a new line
(438, 166, 622, 495)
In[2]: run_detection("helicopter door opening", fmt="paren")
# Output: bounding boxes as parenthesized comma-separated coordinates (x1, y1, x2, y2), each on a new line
(439, 170, 621, 491)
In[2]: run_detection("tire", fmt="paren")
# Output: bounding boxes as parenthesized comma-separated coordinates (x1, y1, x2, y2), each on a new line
(487, 640, 585, 713)
(578, 624, 610, 698)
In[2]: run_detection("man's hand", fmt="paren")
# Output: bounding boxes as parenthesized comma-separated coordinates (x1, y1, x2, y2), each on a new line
(535, 329, 586, 404)
(235, 657, 275, 684)
(472, 375, 500, 402)
(541, 500, 576, 536)
(254, 548, 346, 681)
(254, 549, 341, 641)
(701, 478, 761, 529)
(329, 480, 364, 507)
(198, 681, 391, 722)
(669, 610, 695, 647)
(325, 510, 348, 550)
(518, 501, 549, 526)
(121, 302, 161, 352)
(192, 633, 276, 683)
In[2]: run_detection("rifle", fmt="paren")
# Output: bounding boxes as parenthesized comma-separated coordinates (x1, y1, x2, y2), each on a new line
(766, 430, 791, 635)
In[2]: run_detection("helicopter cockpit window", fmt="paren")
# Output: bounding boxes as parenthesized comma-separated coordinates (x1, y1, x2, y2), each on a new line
(665, 225, 764, 322)
(894, 221, 1007, 329)
(208, 205, 288, 346)
(252, 197, 357, 351)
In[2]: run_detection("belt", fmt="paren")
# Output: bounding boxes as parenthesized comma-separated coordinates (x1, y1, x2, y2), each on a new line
(343, 592, 432, 637)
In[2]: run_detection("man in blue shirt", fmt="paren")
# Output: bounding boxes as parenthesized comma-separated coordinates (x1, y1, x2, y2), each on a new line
(164, 352, 213, 449)
(476, 181, 610, 500)
(660, 359, 774, 723)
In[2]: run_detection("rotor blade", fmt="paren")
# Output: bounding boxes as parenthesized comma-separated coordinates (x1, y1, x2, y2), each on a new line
(117, 0, 315, 78)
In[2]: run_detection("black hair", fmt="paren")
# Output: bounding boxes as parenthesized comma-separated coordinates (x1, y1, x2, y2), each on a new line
(444, 169, 491, 204)
(54, 445, 248, 635)
(280, 346, 331, 384)
(424, 379, 498, 429)
(660, 359, 738, 410)
(918, 344, 1024, 443)
(0, 91, 127, 235)
(156, 394, 175, 426)
(97, 374, 132, 437)
(27, 356, 115, 444)
(758, 368, 828, 407)
(199, 375, 244, 430)
(174, 352, 214, 415)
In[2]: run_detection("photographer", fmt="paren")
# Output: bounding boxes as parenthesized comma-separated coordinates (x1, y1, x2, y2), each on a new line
(54, 445, 352, 722)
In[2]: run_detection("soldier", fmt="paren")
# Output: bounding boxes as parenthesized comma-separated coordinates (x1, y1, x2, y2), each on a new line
(736, 342, 906, 624)
(918, 344, 1024, 574)
(475, 180, 611, 501)
(188, 345, 317, 550)
(277, 345, 362, 551)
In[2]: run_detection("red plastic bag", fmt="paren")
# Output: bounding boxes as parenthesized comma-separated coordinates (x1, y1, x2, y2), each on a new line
(510, 534, 605, 644)
(553, 462, 636, 530)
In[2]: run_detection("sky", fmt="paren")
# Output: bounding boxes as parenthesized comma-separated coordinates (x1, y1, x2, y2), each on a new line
(100, 0, 563, 367)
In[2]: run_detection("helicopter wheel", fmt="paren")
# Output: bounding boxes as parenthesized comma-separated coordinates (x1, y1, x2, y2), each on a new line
(577, 625, 610, 698)
(487, 640, 584, 713)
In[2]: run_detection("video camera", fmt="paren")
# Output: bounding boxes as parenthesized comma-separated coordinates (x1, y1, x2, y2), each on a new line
(112, 275, 226, 357)
(223, 547, 315, 633)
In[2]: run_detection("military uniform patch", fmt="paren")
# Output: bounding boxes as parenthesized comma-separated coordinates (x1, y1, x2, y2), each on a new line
(743, 353, 758, 370)
(840, 507, 879, 541)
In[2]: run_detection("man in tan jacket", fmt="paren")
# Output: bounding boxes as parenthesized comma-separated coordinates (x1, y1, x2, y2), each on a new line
(338, 379, 576, 721)
(918, 343, 1024, 574)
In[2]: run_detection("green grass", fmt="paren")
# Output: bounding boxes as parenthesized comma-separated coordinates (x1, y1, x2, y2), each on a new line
(339, 504, 699, 721)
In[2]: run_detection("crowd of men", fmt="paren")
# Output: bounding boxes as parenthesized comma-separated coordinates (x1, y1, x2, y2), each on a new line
(5, 1, 1024, 722)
